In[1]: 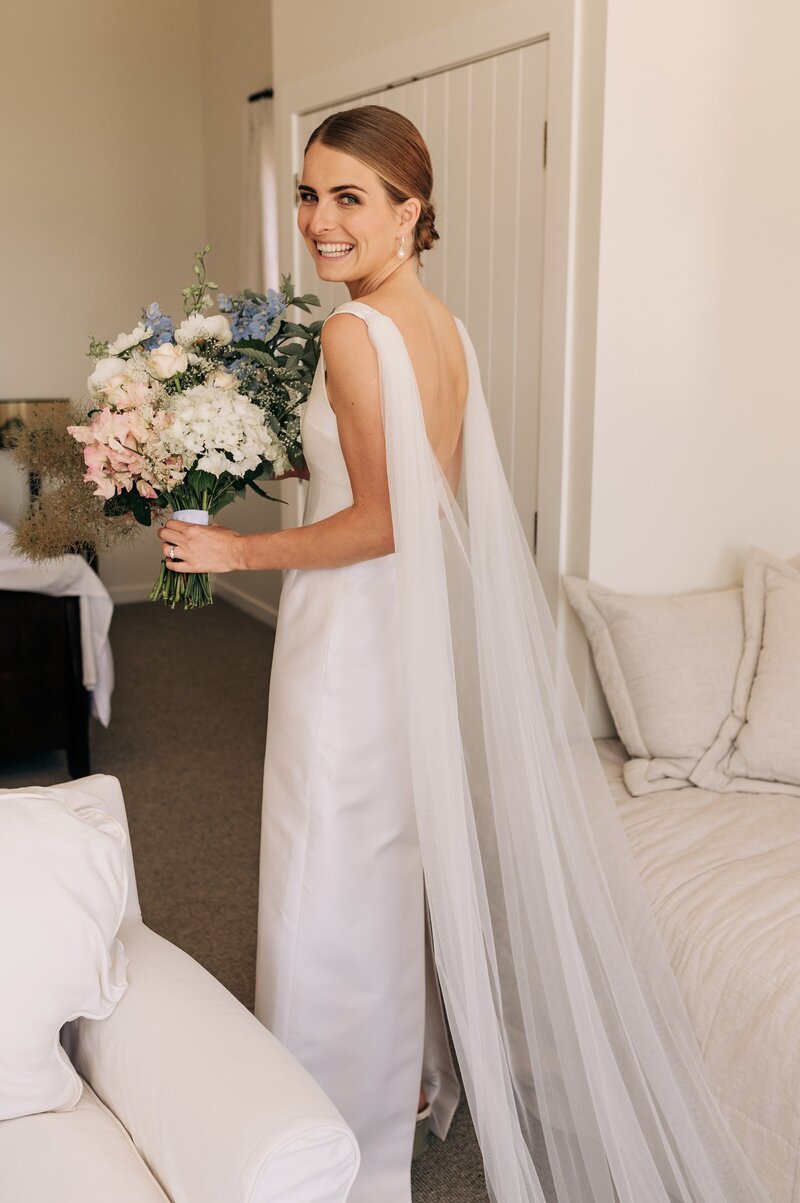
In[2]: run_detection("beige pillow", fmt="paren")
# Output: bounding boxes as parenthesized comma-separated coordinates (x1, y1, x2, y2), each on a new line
(562, 574, 744, 795)
(690, 548, 800, 794)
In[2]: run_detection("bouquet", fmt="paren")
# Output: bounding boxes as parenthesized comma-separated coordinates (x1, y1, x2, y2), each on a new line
(52, 247, 320, 608)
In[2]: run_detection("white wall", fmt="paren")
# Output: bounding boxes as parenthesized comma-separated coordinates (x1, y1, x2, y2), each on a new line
(0, 0, 208, 598)
(575, 0, 800, 733)
(591, 0, 800, 592)
(271, 0, 514, 88)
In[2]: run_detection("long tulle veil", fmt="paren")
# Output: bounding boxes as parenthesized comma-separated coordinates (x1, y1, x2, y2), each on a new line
(328, 299, 771, 1203)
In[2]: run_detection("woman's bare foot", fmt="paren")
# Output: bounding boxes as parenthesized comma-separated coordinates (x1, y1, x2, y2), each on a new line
(418, 1085, 428, 1113)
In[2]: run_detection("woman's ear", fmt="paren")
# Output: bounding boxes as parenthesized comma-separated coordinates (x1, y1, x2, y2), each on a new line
(399, 196, 421, 238)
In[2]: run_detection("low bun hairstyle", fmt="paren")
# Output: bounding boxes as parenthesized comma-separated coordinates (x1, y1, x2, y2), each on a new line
(304, 105, 440, 262)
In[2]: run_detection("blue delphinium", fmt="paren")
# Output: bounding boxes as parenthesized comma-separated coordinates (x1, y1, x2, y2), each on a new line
(141, 302, 175, 350)
(217, 289, 287, 342)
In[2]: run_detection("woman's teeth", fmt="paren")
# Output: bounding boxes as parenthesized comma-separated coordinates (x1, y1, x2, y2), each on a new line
(316, 242, 354, 258)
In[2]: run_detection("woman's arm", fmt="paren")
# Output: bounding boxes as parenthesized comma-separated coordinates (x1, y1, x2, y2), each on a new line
(158, 315, 394, 573)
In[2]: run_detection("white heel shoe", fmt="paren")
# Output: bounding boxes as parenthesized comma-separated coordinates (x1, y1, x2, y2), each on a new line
(413, 1101, 432, 1160)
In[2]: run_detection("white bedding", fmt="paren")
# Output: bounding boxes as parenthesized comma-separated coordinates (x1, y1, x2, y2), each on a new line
(0, 522, 114, 726)
(596, 735, 800, 1203)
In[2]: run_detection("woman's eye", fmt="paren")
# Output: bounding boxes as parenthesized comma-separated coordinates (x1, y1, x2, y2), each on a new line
(339, 194, 359, 205)
(298, 192, 315, 204)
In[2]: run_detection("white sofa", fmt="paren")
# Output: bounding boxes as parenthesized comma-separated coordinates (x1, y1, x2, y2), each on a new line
(596, 736, 800, 1203)
(0, 774, 360, 1203)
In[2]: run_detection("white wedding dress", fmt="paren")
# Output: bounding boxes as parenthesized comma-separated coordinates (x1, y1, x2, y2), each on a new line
(255, 299, 774, 1203)
(254, 300, 461, 1203)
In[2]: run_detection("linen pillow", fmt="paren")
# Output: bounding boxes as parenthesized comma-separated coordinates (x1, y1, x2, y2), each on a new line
(562, 573, 745, 796)
(0, 786, 129, 1121)
(690, 548, 800, 794)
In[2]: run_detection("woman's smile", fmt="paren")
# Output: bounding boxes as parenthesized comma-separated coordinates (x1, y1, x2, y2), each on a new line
(314, 240, 355, 260)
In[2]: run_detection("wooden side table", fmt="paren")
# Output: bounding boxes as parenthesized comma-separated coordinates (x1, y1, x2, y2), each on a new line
(0, 591, 90, 776)
(0, 398, 94, 777)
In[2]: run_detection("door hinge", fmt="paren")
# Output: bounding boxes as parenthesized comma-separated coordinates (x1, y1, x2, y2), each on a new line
(543, 121, 548, 169)
(293, 171, 299, 207)
(533, 510, 539, 556)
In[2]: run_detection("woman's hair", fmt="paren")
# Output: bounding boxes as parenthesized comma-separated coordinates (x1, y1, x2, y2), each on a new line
(304, 105, 440, 261)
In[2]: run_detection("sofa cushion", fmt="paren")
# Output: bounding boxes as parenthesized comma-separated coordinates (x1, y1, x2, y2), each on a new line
(0, 1078, 169, 1202)
(562, 573, 744, 794)
(595, 735, 800, 1203)
(690, 548, 800, 794)
(0, 787, 128, 1121)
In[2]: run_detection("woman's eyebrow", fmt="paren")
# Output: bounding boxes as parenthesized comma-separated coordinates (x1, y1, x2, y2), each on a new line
(297, 183, 368, 194)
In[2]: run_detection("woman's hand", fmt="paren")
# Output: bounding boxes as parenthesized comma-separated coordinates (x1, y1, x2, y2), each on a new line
(158, 519, 247, 574)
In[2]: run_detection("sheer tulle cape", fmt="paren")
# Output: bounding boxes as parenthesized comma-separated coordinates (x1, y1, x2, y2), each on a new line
(330, 300, 771, 1203)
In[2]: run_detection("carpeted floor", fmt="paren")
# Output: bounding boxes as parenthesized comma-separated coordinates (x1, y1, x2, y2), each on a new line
(0, 597, 524, 1202)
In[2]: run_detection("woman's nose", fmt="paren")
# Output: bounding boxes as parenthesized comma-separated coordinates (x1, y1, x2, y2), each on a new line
(308, 206, 336, 236)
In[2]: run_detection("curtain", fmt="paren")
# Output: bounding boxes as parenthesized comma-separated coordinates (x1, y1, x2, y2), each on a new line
(240, 96, 280, 293)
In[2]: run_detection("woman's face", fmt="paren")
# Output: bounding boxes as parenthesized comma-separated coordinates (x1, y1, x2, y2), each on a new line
(297, 141, 419, 296)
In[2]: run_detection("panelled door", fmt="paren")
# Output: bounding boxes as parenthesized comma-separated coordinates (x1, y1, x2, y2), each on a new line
(291, 39, 548, 554)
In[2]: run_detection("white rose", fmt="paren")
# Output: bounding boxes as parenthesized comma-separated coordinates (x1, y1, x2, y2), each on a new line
(174, 313, 232, 347)
(147, 341, 189, 380)
(107, 322, 153, 355)
(87, 356, 130, 393)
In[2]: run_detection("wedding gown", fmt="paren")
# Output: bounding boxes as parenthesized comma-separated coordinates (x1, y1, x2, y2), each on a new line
(254, 301, 461, 1203)
(255, 299, 774, 1203)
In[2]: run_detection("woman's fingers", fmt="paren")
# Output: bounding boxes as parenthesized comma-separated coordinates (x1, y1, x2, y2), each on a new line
(155, 520, 241, 573)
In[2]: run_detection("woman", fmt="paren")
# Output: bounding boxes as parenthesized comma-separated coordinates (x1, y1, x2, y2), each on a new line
(158, 107, 774, 1203)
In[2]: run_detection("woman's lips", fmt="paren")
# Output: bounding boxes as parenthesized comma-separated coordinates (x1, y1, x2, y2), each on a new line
(315, 241, 355, 259)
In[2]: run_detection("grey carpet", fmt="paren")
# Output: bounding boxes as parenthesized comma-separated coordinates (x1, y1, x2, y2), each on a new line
(0, 598, 517, 1201)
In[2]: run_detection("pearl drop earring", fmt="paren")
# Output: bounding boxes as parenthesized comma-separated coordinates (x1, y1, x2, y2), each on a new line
(397, 235, 406, 260)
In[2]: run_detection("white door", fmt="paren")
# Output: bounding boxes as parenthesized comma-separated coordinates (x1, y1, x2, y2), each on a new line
(292, 40, 548, 554)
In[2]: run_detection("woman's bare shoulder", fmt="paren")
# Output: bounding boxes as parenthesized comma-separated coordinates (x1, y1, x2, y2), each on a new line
(357, 287, 461, 348)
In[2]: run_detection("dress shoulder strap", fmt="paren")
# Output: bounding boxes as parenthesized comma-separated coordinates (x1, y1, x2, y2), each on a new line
(321, 299, 382, 329)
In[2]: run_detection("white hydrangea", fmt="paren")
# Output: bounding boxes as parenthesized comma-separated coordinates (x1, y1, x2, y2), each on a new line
(161, 384, 285, 478)
(173, 313, 232, 348)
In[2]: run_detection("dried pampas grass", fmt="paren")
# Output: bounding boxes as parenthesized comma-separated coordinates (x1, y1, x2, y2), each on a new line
(8, 404, 140, 563)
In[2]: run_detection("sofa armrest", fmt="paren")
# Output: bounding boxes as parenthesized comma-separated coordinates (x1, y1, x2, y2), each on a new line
(66, 917, 359, 1203)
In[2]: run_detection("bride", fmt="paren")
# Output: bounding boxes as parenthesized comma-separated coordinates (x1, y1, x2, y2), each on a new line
(158, 105, 774, 1203)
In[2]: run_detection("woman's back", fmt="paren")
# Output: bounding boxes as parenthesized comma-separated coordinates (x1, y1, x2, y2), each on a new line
(355, 286, 468, 496)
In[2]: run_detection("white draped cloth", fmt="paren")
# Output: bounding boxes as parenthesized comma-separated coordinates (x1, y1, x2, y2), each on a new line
(0, 522, 114, 726)
(339, 299, 773, 1203)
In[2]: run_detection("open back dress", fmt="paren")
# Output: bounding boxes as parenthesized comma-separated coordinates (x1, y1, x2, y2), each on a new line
(255, 299, 774, 1203)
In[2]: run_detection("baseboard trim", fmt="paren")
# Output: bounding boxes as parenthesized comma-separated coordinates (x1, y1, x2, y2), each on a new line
(103, 577, 279, 625)
(213, 578, 279, 627)
(105, 582, 153, 604)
